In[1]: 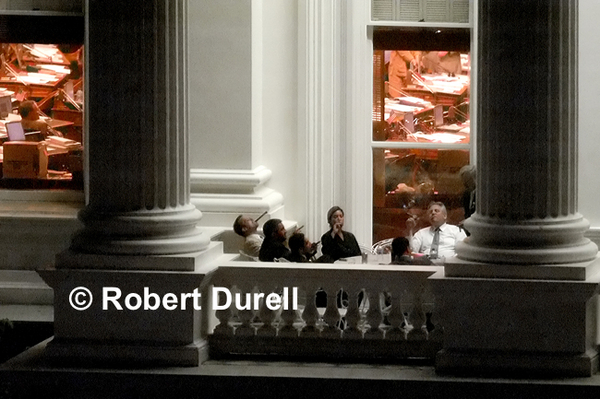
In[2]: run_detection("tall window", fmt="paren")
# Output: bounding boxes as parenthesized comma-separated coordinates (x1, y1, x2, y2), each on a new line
(0, 4, 84, 190)
(0, 42, 83, 189)
(370, 1, 472, 243)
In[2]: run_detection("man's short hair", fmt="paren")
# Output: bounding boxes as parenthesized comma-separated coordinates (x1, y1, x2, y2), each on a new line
(459, 164, 476, 180)
(233, 215, 245, 237)
(262, 218, 282, 240)
(428, 201, 447, 214)
(391, 236, 410, 259)
(18, 100, 36, 118)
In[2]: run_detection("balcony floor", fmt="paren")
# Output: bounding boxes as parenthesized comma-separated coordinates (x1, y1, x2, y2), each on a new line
(2, 339, 600, 399)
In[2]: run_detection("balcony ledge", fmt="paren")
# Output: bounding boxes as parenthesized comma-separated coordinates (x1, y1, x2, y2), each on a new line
(3, 339, 600, 399)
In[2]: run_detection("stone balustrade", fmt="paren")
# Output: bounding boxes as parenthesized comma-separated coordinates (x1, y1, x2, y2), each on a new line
(201, 261, 443, 362)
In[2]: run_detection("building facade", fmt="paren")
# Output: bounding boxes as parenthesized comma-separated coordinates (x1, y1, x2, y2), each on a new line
(2, 0, 600, 395)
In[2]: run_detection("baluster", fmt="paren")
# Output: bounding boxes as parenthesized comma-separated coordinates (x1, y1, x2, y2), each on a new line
(363, 289, 384, 340)
(301, 284, 320, 337)
(427, 301, 443, 342)
(256, 284, 277, 337)
(342, 286, 362, 339)
(277, 286, 298, 338)
(321, 284, 342, 338)
(212, 284, 234, 337)
(385, 288, 406, 340)
(234, 283, 256, 337)
(407, 284, 428, 341)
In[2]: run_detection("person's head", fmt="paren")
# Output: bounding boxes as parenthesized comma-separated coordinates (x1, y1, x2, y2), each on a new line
(233, 215, 258, 237)
(18, 100, 40, 121)
(427, 201, 447, 228)
(391, 236, 411, 260)
(289, 232, 309, 255)
(459, 165, 476, 190)
(327, 206, 344, 229)
(263, 218, 286, 242)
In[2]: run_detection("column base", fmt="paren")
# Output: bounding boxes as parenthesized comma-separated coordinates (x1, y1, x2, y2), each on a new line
(44, 338, 208, 367)
(38, 258, 219, 367)
(436, 349, 598, 378)
(445, 254, 600, 281)
(55, 241, 225, 272)
(430, 272, 600, 378)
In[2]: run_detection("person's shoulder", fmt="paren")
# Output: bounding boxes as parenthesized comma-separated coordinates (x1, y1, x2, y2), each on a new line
(246, 233, 263, 242)
(414, 226, 430, 235)
(343, 230, 357, 238)
(442, 223, 467, 238)
(443, 223, 463, 233)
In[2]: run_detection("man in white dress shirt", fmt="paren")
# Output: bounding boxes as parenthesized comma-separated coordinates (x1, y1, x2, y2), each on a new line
(410, 201, 466, 262)
(233, 215, 264, 258)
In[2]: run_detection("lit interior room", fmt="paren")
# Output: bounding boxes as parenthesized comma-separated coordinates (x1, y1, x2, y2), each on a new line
(373, 43, 470, 243)
(0, 43, 83, 188)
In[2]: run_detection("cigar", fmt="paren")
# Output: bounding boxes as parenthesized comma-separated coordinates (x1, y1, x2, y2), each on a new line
(255, 211, 268, 222)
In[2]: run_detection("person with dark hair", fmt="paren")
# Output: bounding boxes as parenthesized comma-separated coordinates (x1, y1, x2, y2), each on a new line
(288, 232, 318, 263)
(18, 100, 63, 138)
(259, 218, 290, 262)
(390, 236, 431, 265)
(233, 215, 263, 258)
(319, 206, 361, 263)
(459, 165, 476, 219)
(410, 201, 466, 262)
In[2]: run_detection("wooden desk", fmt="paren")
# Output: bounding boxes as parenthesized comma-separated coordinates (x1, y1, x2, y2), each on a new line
(47, 119, 74, 130)
(402, 85, 468, 107)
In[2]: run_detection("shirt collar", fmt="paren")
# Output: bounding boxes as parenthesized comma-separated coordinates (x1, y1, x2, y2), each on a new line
(430, 223, 447, 232)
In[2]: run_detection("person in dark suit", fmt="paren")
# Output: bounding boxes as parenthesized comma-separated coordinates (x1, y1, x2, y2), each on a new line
(259, 218, 290, 262)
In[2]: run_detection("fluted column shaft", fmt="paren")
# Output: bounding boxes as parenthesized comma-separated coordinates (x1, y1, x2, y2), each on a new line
(458, 0, 597, 264)
(72, 0, 209, 255)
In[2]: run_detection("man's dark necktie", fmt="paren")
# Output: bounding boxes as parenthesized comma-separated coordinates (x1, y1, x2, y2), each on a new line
(430, 227, 440, 259)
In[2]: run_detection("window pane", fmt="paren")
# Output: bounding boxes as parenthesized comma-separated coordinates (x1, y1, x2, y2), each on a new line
(373, 148, 470, 243)
(373, 50, 470, 143)
(0, 43, 83, 189)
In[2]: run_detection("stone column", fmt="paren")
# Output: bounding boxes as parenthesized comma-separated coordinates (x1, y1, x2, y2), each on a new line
(68, 0, 210, 260)
(433, 0, 600, 377)
(449, 0, 599, 279)
(39, 0, 218, 366)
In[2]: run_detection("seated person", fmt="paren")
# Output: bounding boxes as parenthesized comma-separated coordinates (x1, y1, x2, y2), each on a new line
(259, 218, 291, 262)
(18, 100, 63, 138)
(390, 236, 432, 265)
(233, 214, 263, 258)
(459, 165, 476, 220)
(319, 206, 361, 263)
(410, 201, 467, 262)
(288, 232, 318, 263)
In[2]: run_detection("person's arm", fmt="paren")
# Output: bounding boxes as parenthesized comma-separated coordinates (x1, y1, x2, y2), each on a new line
(47, 125, 64, 137)
(397, 51, 415, 64)
(340, 232, 361, 258)
(410, 230, 423, 254)
(320, 232, 333, 257)
(321, 231, 359, 260)
(244, 236, 262, 257)
(455, 227, 467, 243)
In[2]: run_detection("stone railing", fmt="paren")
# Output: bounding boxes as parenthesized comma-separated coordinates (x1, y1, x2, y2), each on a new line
(201, 260, 443, 362)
